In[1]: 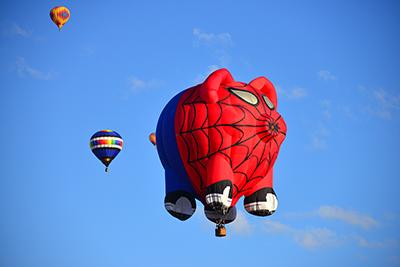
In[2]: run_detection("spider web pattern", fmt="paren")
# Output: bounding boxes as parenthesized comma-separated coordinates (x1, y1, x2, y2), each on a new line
(175, 84, 287, 205)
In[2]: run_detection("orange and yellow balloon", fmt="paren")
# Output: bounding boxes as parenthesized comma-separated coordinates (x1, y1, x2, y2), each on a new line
(149, 133, 157, 146)
(50, 6, 70, 30)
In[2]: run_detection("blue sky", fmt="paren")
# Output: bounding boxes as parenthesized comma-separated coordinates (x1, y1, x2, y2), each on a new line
(1, 0, 399, 266)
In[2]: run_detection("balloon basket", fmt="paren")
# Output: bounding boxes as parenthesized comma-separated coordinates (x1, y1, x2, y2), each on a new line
(215, 225, 226, 237)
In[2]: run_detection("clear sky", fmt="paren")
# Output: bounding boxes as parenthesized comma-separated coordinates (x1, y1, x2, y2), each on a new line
(1, 1, 399, 266)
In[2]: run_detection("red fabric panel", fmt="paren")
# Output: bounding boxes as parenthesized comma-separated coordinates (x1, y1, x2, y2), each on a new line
(174, 69, 286, 206)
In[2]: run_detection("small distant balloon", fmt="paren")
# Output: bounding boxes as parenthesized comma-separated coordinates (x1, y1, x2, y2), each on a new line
(149, 133, 157, 146)
(90, 130, 123, 172)
(50, 6, 70, 30)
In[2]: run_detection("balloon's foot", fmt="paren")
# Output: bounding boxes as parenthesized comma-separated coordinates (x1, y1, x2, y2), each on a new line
(215, 224, 226, 237)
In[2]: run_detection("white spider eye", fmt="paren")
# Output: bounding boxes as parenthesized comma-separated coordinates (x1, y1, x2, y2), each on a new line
(229, 88, 259, 105)
(263, 95, 275, 110)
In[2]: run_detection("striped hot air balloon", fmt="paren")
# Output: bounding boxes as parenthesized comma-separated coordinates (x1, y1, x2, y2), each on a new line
(50, 6, 70, 30)
(90, 130, 123, 172)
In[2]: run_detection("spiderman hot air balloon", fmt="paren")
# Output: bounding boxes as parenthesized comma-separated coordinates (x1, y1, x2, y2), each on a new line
(90, 130, 123, 172)
(154, 68, 286, 236)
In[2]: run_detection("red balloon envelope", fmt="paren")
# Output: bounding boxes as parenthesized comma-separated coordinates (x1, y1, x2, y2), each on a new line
(154, 68, 286, 235)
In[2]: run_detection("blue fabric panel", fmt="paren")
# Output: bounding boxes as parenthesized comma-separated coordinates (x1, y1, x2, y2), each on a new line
(91, 130, 122, 139)
(156, 91, 196, 197)
(92, 148, 120, 160)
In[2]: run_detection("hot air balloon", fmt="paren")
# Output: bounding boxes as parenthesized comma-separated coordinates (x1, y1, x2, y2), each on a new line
(50, 6, 70, 30)
(149, 133, 157, 146)
(153, 69, 287, 236)
(90, 130, 123, 172)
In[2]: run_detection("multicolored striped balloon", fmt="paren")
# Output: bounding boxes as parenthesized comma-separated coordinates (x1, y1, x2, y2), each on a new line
(90, 130, 123, 172)
(50, 6, 70, 30)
